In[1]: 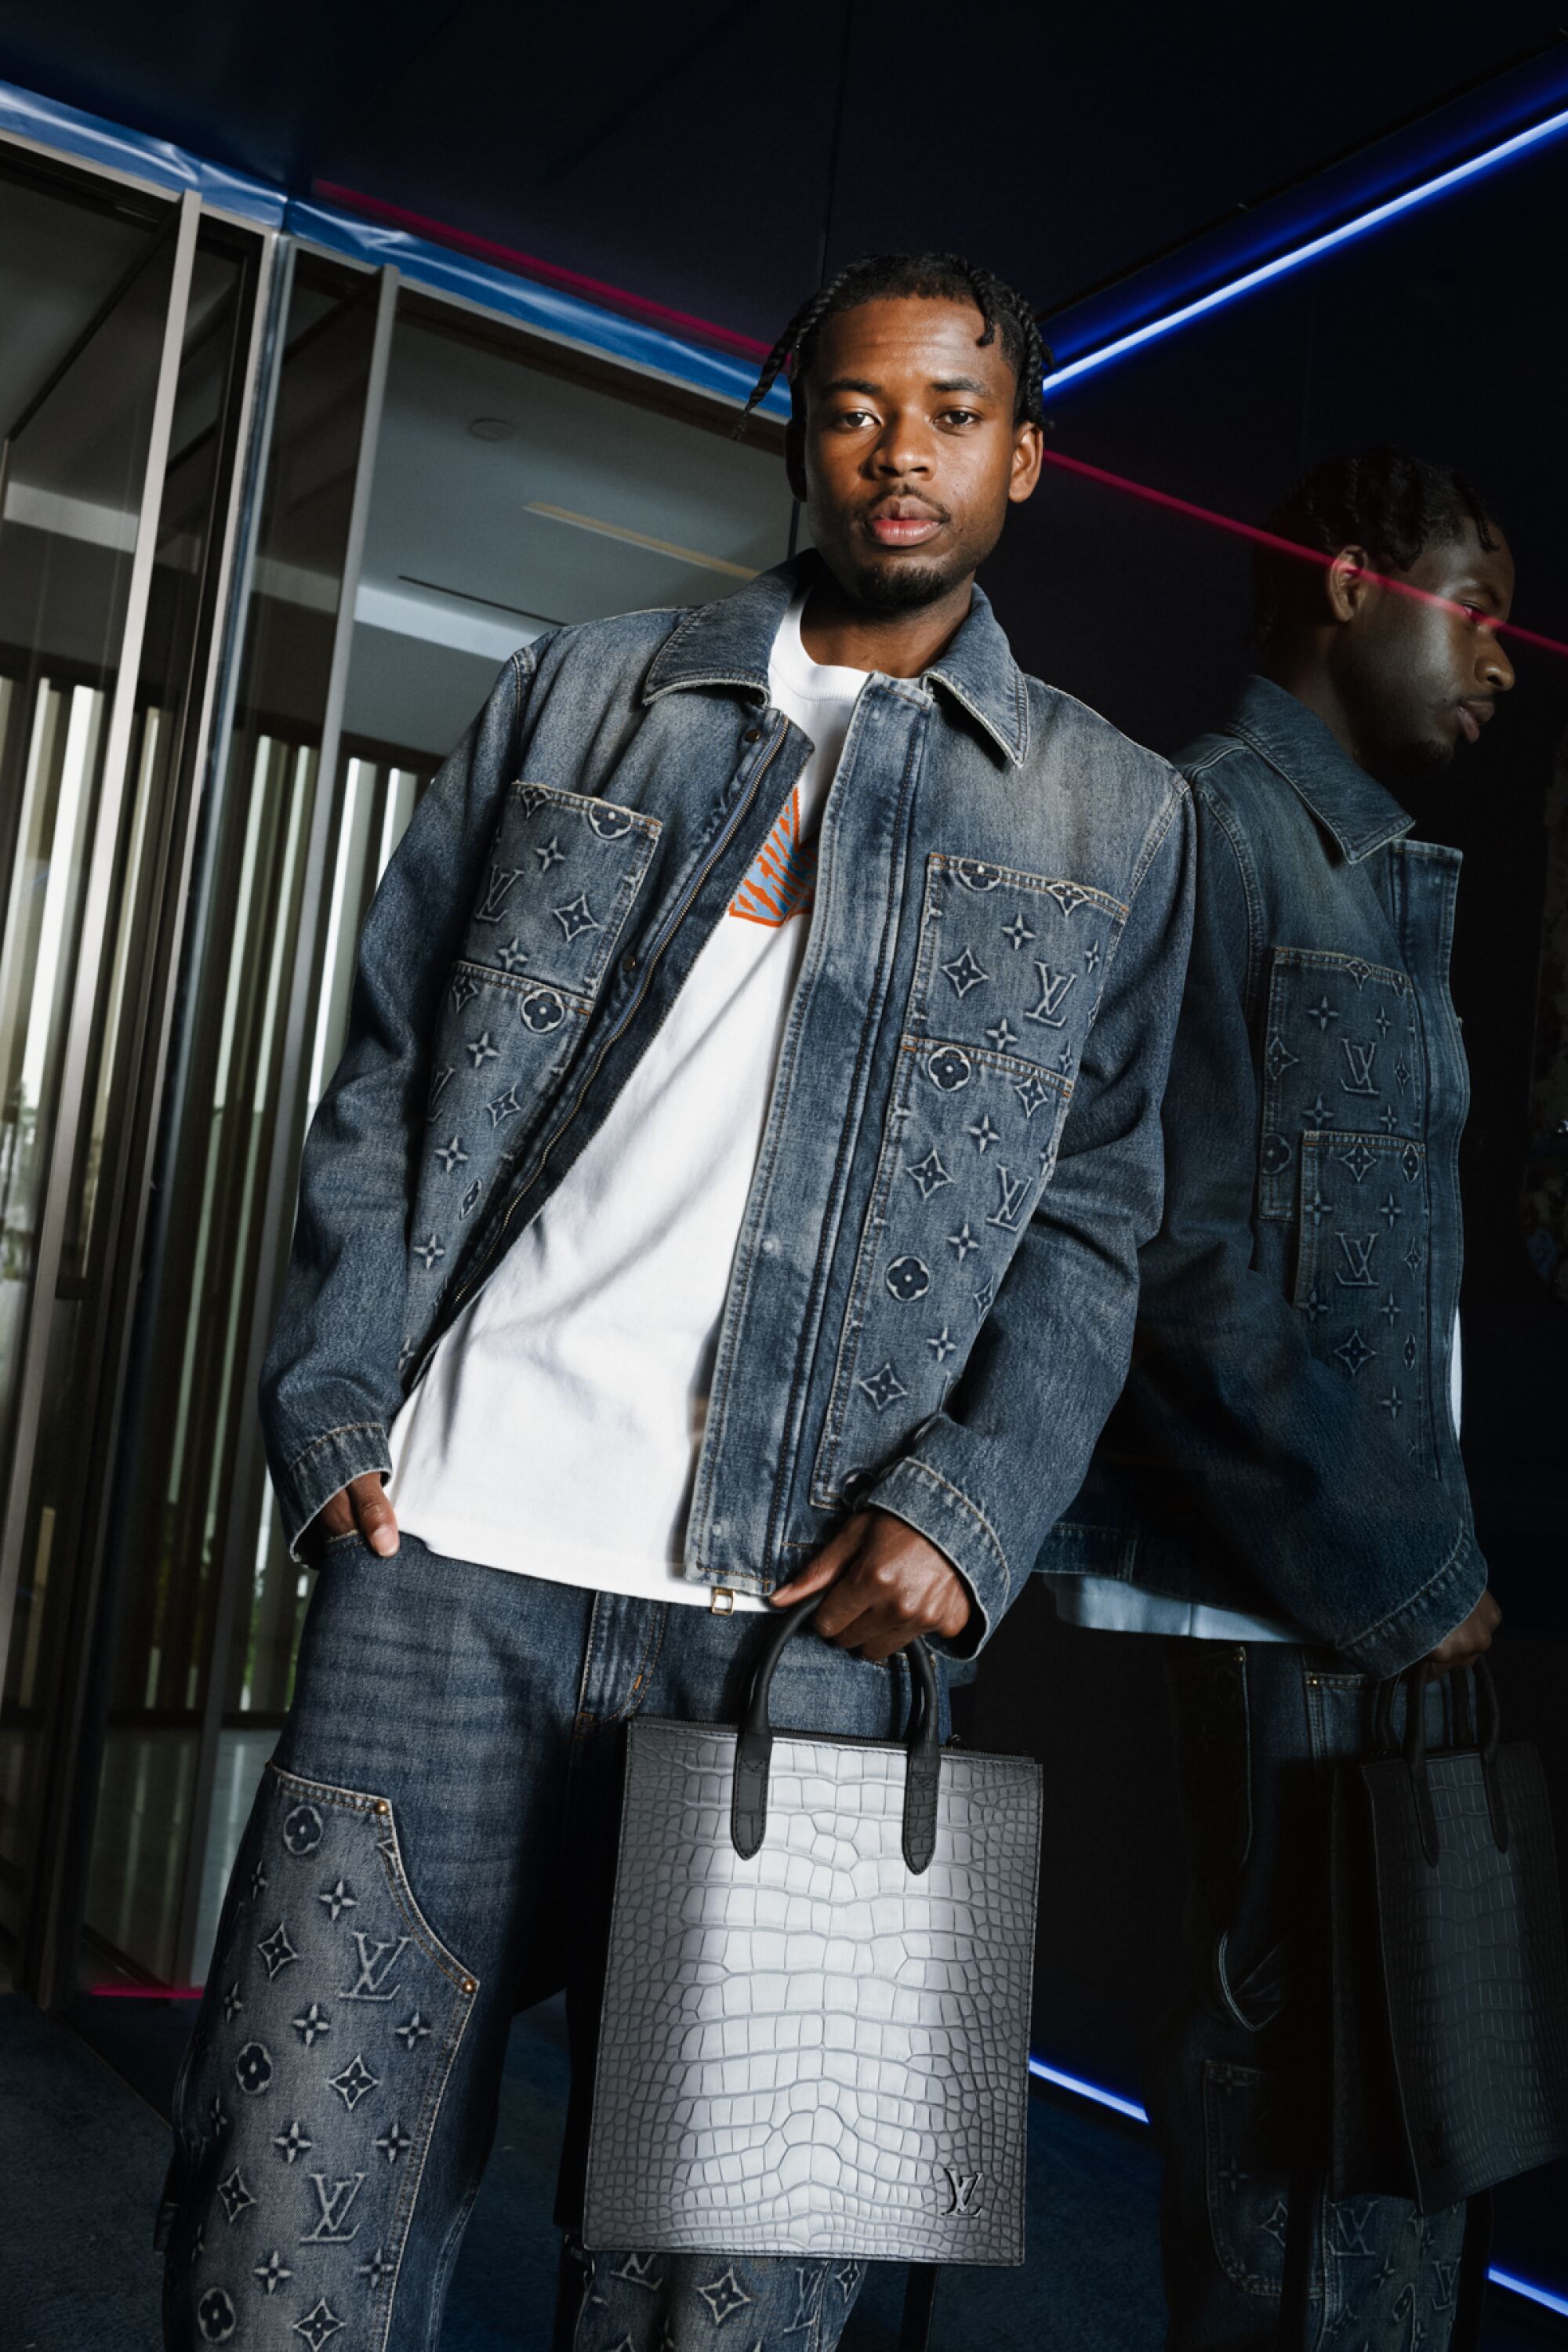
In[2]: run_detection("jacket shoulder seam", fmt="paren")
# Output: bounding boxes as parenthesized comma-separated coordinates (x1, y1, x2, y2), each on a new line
(1194, 777, 1264, 1003)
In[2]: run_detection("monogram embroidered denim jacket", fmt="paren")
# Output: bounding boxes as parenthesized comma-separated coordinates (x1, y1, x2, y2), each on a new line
(260, 559, 1193, 1650)
(1040, 675, 1485, 1674)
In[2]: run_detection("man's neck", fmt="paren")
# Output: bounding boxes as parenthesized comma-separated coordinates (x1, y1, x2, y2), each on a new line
(1259, 648, 1368, 771)
(800, 574, 975, 677)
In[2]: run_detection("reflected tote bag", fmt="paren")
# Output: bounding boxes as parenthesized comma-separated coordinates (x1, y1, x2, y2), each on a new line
(1330, 1661, 1568, 2211)
(583, 1595, 1042, 2282)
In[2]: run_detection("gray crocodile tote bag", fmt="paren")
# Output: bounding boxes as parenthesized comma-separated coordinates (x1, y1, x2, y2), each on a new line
(583, 1595, 1042, 2274)
(1330, 1661, 1568, 2210)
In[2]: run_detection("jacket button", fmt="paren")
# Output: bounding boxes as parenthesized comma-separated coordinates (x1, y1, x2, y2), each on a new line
(622, 952, 638, 978)
(742, 726, 761, 744)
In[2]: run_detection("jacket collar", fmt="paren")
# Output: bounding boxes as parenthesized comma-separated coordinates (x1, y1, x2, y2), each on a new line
(641, 555, 1029, 767)
(1221, 674, 1414, 865)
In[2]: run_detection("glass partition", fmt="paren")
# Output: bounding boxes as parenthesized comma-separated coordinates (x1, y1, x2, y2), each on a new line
(70, 278, 797, 1995)
(0, 161, 185, 1970)
(78, 254, 391, 1989)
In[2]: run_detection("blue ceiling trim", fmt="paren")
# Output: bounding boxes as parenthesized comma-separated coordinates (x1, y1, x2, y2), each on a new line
(287, 200, 781, 415)
(0, 73, 286, 223)
(0, 74, 789, 418)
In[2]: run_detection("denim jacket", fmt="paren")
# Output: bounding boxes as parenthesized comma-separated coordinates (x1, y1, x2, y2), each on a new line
(1039, 675, 1485, 1674)
(260, 560, 1192, 1648)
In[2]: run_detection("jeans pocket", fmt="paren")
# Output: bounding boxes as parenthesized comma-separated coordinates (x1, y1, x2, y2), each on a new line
(163, 1762, 479, 2350)
(1203, 2060, 1319, 2303)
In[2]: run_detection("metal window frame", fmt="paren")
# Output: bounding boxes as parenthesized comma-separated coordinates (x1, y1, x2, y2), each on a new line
(21, 217, 285, 2007)
(0, 187, 203, 1700)
(165, 260, 398, 1990)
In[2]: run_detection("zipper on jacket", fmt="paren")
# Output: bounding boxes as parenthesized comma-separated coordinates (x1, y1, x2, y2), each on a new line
(425, 723, 791, 1354)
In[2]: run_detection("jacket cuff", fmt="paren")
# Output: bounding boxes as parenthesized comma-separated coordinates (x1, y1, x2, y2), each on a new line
(1341, 1523, 1487, 1677)
(276, 1421, 393, 1563)
(865, 1454, 1012, 1658)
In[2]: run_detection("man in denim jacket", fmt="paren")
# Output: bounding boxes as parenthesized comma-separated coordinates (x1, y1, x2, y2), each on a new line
(1042, 448, 1512, 2350)
(158, 254, 1193, 2351)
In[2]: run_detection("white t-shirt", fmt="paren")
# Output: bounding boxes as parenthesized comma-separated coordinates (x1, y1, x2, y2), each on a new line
(386, 596, 867, 1606)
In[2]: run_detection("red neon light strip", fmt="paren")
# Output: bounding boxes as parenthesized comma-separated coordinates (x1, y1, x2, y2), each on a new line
(89, 1983, 203, 1998)
(312, 182, 771, 362)
(1042, 448, 1568, 659)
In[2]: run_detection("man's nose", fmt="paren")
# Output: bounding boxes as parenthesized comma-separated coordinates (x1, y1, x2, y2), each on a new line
(870, 414, 933, 474)
(1482, 633, 1515, 696)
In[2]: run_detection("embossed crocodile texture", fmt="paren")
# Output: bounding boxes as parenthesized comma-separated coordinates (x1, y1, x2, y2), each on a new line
(1334, 1744, 1568, 2209)
(584, 1721, 1041, 2263)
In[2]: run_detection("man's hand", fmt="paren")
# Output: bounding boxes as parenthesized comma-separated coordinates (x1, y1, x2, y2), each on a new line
(1426, 1585, 1501, 1675)
(314, 1472, 400, 1558)
(771, 1508, 971, 1661)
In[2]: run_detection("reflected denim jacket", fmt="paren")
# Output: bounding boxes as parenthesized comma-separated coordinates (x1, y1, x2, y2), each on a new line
(260, 558, 1194, 1650)
(1039, 675, 1485, 1674)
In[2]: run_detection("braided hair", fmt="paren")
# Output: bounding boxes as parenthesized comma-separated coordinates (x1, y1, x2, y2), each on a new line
(1255, 445, 1501, 634)
(742, 252, 1049, 431)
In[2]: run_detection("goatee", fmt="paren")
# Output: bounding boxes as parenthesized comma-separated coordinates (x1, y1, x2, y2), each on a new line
(850, 560, 954, 615)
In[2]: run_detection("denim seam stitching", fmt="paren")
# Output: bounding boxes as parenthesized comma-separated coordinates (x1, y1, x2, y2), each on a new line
(897, 1457, 1010, 1599)
(1346, 1523, 1475, 1654)
(266, 1764, 479, 1992)
(284, 1421, 387, 1476)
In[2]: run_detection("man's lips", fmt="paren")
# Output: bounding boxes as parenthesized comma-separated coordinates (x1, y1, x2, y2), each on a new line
(1455, 699, 1493, 744)
(862, 502, 946, 548)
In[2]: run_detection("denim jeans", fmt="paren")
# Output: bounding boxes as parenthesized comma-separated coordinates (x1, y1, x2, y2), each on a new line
(1145, 1641, 1476, 2352)
(158, 1535, 940, 2349)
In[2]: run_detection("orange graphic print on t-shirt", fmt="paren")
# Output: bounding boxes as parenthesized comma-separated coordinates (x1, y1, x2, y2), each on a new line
(728, 789, 818, 927)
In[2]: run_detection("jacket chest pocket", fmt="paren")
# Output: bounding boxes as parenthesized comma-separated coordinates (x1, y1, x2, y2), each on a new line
(411, 785, 661, 1296)
(461, 781, 661, 995)
(811, 853, 1125, 1507)
(1291, 1131, 1432, 1462)
(1258, 948, 1423, 1222)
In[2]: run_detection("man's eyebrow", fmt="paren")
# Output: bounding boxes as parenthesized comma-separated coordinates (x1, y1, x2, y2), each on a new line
(815, 372, 999, 399)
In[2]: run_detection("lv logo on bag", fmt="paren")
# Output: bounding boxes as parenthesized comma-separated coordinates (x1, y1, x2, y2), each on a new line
(941, 2165, 984, 2216)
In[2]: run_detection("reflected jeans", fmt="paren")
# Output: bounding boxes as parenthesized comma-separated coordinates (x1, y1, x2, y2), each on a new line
(1145, 1641, 1475, 2352)
(158, 1534, 928, 2350)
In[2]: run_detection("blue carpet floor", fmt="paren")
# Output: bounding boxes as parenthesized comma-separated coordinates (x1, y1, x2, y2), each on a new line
(2, 1993, 1562, 2349)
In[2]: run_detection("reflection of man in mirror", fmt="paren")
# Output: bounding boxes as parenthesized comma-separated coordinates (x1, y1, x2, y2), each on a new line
(157, 255, 1196, 2350)
(1041, 446, 1514, 2346)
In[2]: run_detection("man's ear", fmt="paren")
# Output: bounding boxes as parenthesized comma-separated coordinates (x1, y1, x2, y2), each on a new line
(1326, 543, 1372, 624)
(785, 415, 808, 506)
(1008, 421, 1044, 505)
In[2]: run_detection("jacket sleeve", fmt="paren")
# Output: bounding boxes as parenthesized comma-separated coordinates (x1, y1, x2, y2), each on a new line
(866, 774, 1196, 1652)
(258, 649, 533, 1555)
(1104, 786, 1484, 1675)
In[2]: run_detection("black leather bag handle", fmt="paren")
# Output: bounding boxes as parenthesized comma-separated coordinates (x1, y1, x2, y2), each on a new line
(1397, 1657, 1509, 1867)
(729, 1592, 942, 1874)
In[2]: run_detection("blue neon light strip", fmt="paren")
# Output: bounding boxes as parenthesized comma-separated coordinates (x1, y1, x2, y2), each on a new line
(1029, 2050, 1568, 2318)
(1027, 2053, 1149, 2123)
(1488, 2267, 1568, 2321)
(1041, 101, 1568, 395)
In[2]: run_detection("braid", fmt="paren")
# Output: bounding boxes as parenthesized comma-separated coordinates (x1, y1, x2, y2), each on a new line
(742, 250, 1050, 432)
(1256, 444, 1500, 634)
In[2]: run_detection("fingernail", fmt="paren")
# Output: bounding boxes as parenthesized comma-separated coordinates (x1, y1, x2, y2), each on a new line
(370, 1526, 398, 1557)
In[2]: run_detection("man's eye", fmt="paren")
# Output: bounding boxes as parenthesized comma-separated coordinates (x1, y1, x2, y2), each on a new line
(834, 409, 875, 429)
(939, 408, 980, 426)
